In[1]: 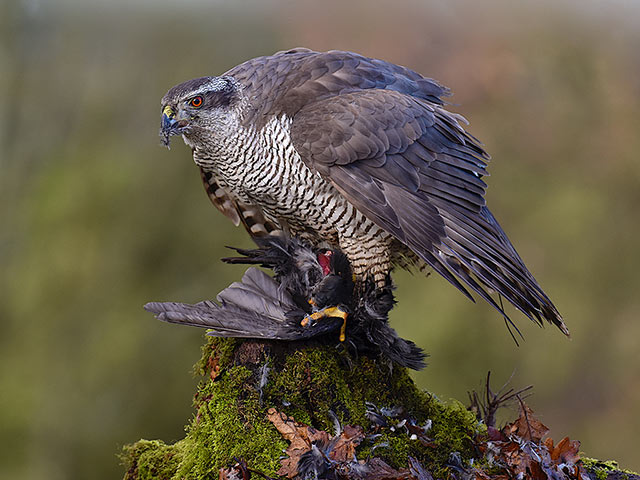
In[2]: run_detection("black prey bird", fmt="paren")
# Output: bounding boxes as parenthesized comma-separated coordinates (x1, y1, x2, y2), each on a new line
(145, 237, 426, 369)
(158, 48, 567, 343)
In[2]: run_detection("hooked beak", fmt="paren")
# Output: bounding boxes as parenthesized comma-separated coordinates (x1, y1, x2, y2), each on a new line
(160, 105, 189, 148)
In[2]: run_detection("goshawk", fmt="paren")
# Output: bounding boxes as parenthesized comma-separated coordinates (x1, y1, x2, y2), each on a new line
(160, 47, 567, 335)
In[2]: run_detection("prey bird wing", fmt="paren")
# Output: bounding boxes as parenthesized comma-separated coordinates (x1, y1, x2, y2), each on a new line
(289, 88, 567, 334)
(145, 267, 341, 339)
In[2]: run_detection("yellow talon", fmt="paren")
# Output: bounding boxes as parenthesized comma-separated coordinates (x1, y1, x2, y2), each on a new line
(301, 306, 349, 342)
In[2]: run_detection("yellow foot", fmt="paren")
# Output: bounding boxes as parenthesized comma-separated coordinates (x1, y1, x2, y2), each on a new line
(301, 306, 349, 342)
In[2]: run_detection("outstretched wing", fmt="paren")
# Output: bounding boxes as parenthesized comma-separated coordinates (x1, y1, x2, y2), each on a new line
(290, 88, 567, 334)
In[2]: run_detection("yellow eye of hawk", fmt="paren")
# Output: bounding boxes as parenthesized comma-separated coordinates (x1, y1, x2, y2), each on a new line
(188, 96, 203, 108)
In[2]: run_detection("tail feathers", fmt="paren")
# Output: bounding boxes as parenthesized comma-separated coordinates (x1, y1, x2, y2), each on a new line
(363, 321, 427, 371)
(431, 204, 567, 336)
(145, 267, 341, 340)
(222, 241, 293, 269)
(479, 207, 567, 334)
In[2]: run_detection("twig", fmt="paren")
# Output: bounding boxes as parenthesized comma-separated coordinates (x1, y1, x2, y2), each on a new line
(468, 371, 533, 428)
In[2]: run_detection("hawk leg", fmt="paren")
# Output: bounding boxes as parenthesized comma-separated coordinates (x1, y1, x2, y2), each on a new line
(338, 233, 394, 290)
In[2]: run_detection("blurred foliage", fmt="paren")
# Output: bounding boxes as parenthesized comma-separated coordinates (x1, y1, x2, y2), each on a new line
(1, 1, 638, 479)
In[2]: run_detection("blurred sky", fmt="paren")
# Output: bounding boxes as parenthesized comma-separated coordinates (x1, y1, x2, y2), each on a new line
(1, 0, 639, 479)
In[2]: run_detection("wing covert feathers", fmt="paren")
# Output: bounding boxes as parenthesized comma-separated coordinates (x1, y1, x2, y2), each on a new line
(227, 48, 450, 130)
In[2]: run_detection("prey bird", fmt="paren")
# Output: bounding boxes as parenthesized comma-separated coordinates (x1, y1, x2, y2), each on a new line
(160, 47, 567, 337)
(146, 238, 426, 369)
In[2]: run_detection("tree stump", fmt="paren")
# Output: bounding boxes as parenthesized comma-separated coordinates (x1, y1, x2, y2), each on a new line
(122, 337, 639, 480)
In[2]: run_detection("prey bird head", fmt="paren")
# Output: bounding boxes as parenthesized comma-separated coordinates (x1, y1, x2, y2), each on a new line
(160, 75, 241, 148)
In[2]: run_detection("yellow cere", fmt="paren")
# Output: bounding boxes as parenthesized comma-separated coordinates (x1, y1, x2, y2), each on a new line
(162, 105, 175, 118)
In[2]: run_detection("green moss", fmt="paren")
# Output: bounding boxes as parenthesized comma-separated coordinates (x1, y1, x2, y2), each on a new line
(263, 344, 448, 434)
(351, 398, 479, 478)
(194, 336, 237, 377)
(124, 340, 288, 479)
(121, 439, 183, 480)
(175, 364, 287, 478)
(264, 345, 378, 430)
(426, 400, 480, 470)
(582, 457, 638, 480)
(123, 338, 483, 479)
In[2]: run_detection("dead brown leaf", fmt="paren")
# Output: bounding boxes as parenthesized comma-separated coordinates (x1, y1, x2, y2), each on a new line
(330, 424, 364, 462)
(218, 458, 280, 480)
(218, 460, 249, 480)
(503, 402, 549, 443)
(208, 354, 222, 381)
(266, 408, 329, 478)
(474, 398, 586, 480)
(266, 409, 369, 478)
(547, 436, 581, 465)
(501, 442, 537, 478)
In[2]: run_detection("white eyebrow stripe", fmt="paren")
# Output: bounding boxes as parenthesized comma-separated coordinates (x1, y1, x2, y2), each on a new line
(188, 78, 229, 97)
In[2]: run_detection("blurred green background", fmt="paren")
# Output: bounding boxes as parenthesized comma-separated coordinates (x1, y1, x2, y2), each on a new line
(2, 0, 639, 478)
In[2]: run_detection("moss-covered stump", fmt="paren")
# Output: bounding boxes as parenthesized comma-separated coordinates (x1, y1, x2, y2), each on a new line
(581, 459, 640, 480)
(123, 337, 481, 479)
(122, 337, 639, 479)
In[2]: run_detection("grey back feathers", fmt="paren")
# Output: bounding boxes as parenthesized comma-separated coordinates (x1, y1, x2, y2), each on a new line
(226, 48, 449, 129)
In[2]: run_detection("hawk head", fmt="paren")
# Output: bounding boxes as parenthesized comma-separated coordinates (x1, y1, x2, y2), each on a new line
(160, 76, 241, 148)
